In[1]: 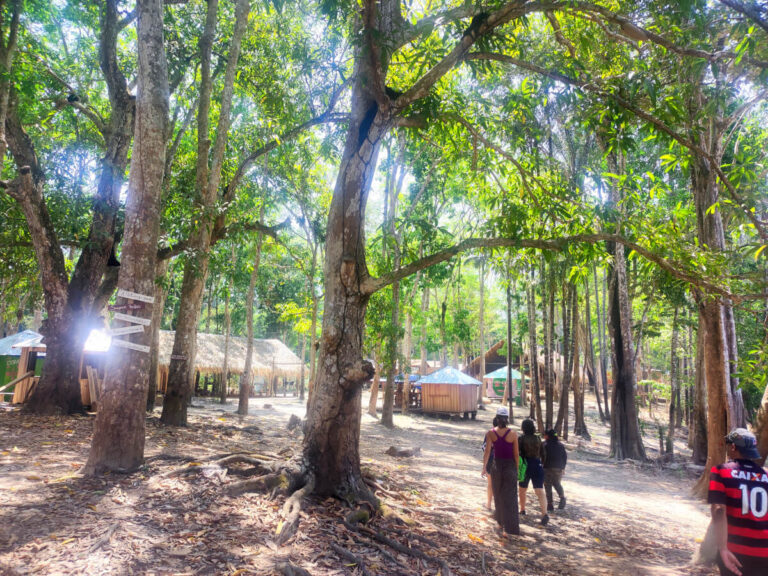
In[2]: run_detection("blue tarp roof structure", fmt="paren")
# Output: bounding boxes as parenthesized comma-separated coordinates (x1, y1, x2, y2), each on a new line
(483, 366, 522, 380)
(0, 330, 42, 356)
(419, 366, 480, 386)
(395, 374, 421, 383)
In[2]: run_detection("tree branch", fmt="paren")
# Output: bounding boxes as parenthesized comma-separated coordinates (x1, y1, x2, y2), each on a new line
(463, 52, 768, 241)
(157, 219, 289, 261)
(395, 1, 545, 111)
(361, 233, 763, 303)
(718, 0, 768, 35)
(221, 80, 349, 204)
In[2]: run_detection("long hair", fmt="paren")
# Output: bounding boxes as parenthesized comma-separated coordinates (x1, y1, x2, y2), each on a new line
(496, 415, 509, 428)
(521, 417, 536, 436)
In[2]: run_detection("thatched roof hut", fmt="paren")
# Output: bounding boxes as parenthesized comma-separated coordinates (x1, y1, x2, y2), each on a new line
(158, 331, 305, 379)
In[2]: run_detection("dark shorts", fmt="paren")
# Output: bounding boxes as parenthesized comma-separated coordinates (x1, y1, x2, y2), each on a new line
(717, 551, 768, 576)
(519, 457, 544, 489)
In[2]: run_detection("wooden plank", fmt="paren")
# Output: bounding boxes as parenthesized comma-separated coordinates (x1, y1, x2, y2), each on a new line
(80, 378, 91, 406)
(113, 312, 152, 326)
(117, 288, 156, 304)
(111, 339, 151, 353)
(86, 366, 99, 406)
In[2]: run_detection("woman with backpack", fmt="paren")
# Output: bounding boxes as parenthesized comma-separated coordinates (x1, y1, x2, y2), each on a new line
(481, 406, 520, 537)
(518, 418, 550, 526)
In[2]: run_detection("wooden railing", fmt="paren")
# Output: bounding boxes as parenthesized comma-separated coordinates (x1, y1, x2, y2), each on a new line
(1, 371, 34, 402)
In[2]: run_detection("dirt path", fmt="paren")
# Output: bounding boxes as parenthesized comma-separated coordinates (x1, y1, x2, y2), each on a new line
(0, 393, 716, 575)
(359, 393, 714, 576)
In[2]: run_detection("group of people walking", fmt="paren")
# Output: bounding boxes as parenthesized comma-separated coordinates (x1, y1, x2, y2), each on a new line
(481, 406, 567, 538)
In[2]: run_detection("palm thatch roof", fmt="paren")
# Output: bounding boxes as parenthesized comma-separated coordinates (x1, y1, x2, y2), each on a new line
(159, 331, 305, 379)
(466, 340, 505, 377)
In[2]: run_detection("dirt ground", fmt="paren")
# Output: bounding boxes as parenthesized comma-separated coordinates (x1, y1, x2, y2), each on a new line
(0, 391, 717, 575)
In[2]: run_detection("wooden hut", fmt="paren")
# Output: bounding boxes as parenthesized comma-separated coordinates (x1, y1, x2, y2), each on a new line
(0, 331, 42, 401)
(156, 331, 305, 395)
(9, 329, 110, 405)
(419, 367, 480, 419)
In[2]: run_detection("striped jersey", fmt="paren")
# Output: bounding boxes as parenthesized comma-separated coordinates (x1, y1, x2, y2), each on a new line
(708, 459, 768, 559)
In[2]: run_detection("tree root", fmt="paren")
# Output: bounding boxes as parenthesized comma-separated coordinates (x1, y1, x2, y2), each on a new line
(227, 471, 286, 496)
(274, 561, 311, 576)
(342, 520, 453, 576)
(88, 524, 118, 553)
(393, 528, 440, 549)
(154, 454, 274, 480)
(363, 477, 401, 500)
(329, 543, 373, 576)
(275, 473, 315, 545)
(354, 536, 414, 574)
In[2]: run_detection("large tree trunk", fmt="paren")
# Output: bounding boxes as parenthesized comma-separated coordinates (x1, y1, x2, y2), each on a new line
(302, 38, 393, 498)
(302, 0, 544, 501)
(162, 0, 249, 426)
(693, 299, 731, 494)
(84, 0, 168, 474)
(607, 238, 646, 460)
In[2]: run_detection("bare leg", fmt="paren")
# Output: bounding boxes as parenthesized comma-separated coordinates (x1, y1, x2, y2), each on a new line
(534, 487, 548, 516)
(519, 486, 527, 513)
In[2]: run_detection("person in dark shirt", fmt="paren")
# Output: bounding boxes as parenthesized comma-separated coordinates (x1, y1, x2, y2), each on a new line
(708, 428, 768, 576)
(542, 428, 567, 511)
(518, 418, 549, 525)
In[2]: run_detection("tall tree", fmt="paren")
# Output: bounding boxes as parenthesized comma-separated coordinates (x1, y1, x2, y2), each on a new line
(162, 0, 250, 426)
(85, 0, 169, 473)
(8, 1, 135, 414)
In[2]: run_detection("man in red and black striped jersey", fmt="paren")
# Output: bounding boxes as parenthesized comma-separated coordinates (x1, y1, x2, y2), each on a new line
(708, 428, 768, 576)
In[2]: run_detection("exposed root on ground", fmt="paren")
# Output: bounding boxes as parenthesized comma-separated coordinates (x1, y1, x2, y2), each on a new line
(274, 560, 311, 576)
(154, 453, 277, 480)
(275, 473, 315, 545)
(328, 543, 374, 576)
(342, 518, 454, 576)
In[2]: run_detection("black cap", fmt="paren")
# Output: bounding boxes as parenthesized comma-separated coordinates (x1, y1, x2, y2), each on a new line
(725, 428, 761, 459)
